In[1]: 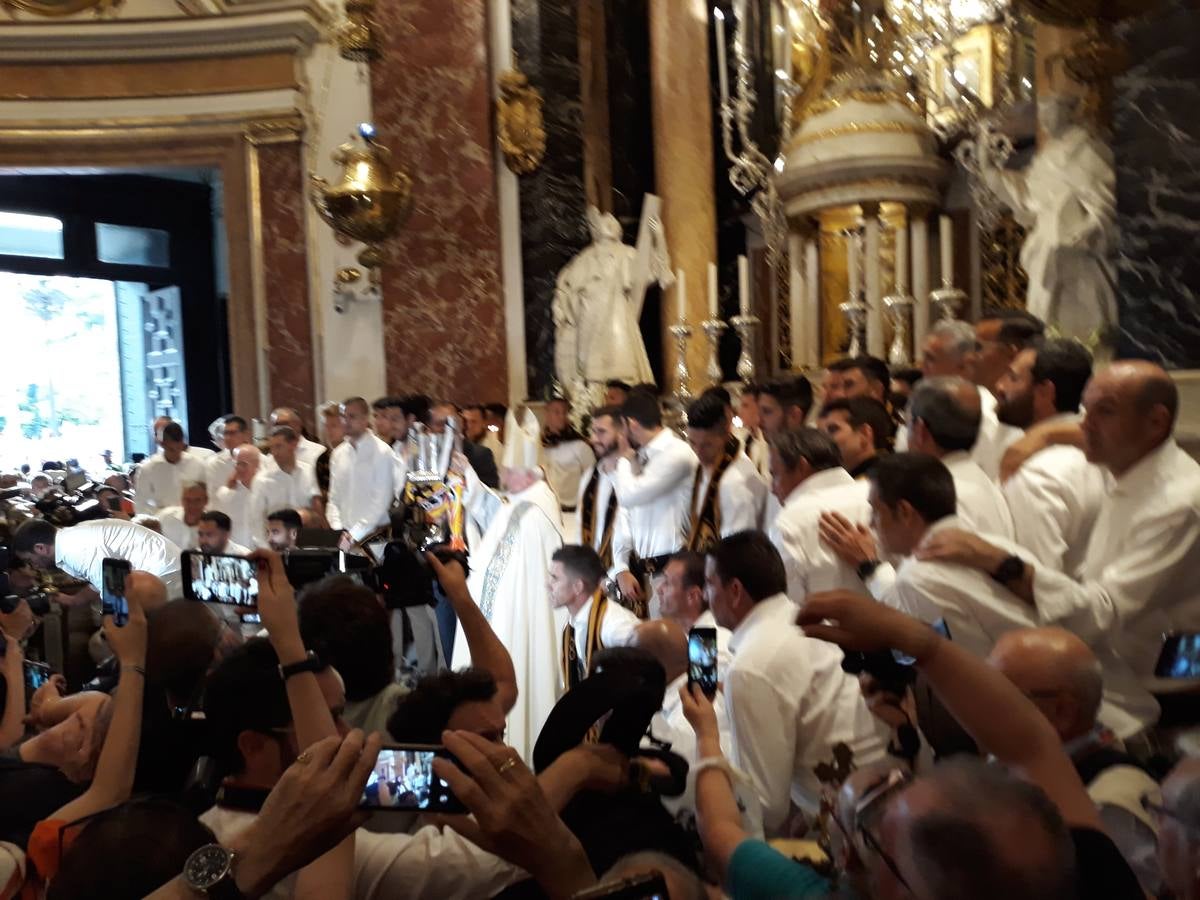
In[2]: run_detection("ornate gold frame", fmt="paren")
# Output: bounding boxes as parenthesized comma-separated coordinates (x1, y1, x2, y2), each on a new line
(496, 62, 545, 176)
(0, 0, 120, 15)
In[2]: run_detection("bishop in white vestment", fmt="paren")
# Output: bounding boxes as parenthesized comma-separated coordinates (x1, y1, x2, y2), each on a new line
(451, 410, 564, 762)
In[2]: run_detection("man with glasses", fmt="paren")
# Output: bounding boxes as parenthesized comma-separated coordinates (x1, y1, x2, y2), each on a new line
(204, 415, 253, 496)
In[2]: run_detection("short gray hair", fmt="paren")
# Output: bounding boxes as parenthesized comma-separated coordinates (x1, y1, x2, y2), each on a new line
(768, 426, 842, 472)
(929, 319, 978, 360)
(909, 376, 980, 453)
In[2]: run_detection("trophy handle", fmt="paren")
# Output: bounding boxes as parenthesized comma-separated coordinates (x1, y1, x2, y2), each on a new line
(309, 174, 336, 229)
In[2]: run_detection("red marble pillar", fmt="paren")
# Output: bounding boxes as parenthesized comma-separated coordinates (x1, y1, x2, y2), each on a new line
(257, 139, 317, 426)
(370, 0, 508, 403)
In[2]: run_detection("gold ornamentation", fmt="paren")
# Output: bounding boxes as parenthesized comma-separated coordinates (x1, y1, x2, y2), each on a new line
(980, 212, 1028, 311)
(496, 62, 545, 176)
(787, 120, 927, 150)
(336, 0, 379, 64)
(309, 124, 413, 275)
(1, 0, 120, 15)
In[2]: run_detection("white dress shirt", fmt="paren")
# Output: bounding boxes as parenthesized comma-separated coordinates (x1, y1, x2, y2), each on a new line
(54, 519, 183, 599)
(565, 592, 640, 683)
(542, 437, 595, 511)
(971, 385, 1023, 481)
(254, 460, 319, 516)
(204, 449, 236, 496)
(200, 806, 523, 900)
(1031, 440, 1200, 738)
(942, 450, 1015, 540)
(213, 480, 262, 549)
(769, 468, 872, 604)
(1004, 422, 1106, 575)
(878, 515, 1038, 660)
(612, 428, 698, 565)
(735, 427, 771, 479)
(327, 431, 397, 541)
(134, 451, 206, 514)
(184, 445, 215, 460)
(691, 452, 768, 536)
(572, 464, 629, 580)
(726, 593, 889, 833)
(157, 506, 200, 551)
(296, 436, 326, 469)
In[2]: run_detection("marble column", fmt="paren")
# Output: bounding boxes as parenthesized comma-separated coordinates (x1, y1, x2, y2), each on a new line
(788, 232, 803, 370)
(511, 0, 590, 397)
(804, 228, 820, 369)
(648, 0, 718, 389)
(911, 208, 931, 352)
(863, 204, 884, 358)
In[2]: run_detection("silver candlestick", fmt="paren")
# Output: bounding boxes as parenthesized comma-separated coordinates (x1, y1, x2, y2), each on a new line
(883, 293, 914, 366)
(701, 318, 728, 387)
(839, 300, 868, 357)
(731, 314, 760, 383)
(669, 321, 694, 404)
(930, 277, 967, 322)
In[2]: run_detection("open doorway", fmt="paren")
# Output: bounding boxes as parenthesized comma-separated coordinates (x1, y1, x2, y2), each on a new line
(0, 171, 230, 466)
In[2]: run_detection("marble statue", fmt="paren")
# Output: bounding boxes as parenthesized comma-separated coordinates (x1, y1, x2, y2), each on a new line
(980, 95, 1118, 345)
(552, 203, 671, 401)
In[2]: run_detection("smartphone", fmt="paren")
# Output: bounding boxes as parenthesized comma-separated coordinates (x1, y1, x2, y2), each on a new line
(181, 551, 259, 608)
(359, 745, 465, 813)
(24, 660, 52, 694)
(572, 873, 670, 900)
(688, 627, 718, 698)
(101, 557, 131, 626)
(1155, 632, 1200, 679)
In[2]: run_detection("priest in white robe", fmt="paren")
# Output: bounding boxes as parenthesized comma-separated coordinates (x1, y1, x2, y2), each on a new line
(452, 409, 564, 762)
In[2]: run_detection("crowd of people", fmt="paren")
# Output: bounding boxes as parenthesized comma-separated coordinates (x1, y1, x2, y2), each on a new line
(0, 306, 1199, 900)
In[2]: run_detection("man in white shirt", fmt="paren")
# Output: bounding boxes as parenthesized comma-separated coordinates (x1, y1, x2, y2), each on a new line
(920, 361, 1200, 740)
(756, 375, 813, 440)
(607, 390, 698, 614)
(205, 415, 253, 495)
(547, 544, 639, 691)
(919, 319, 1022, 478)
(213, 445, 264, 549)
(265, 508, 302, 552)
(974, 308, 1045, 395)
(996, 338, 1105, 574)
(768, 427, 872, 604)
(327, 397, 397, 550)
(708, 530, 888, 834)
(907, 375, 1015, 539)
(157, 481, 208, 550)
(540, 398, 595, 513)
(134, 421, 206, 514)
(13, 517, 183, 602)
(269, 406, 326, 469)
(735, 385, 770, 478)
(817, 397, 894, 480)
(572, 405, 625, 576)
(197, 510, 251, 556)
(257, 426, 321, 518)
(655, 550, 732, 670)
(682, 393, 766, 552)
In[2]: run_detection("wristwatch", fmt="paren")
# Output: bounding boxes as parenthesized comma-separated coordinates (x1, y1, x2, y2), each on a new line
(856, 559, 881, 581)
(278, 650, 322, 682)
(183, 844, 244, 899)
(990, 555, 1025, 585)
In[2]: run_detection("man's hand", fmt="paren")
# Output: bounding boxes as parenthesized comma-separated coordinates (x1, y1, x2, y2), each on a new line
(337, 532, 355, 553)
(1000, 418, 1083, 481)
(426, 552, 468, 601)
(679, 683, 722, 753)
(103, 578, 148, 668)
(915, 528, 1005, 573)
(228, 730, 381, 899)
(559, 743, 631, 794)
(615, 571, 643, 605)
(248, 550, 304, 662)
(1, 632, 20, 674)
(26, 674, 67, 727)
(0, 598, 35, 642)
(818, 511, 877, 569)
(858, 674, 916, 731)
(434, 730, 595, 898)
(798, 591, 939, 664)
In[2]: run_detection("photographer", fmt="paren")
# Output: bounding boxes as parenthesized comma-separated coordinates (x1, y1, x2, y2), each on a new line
(11, 518, 183, 604)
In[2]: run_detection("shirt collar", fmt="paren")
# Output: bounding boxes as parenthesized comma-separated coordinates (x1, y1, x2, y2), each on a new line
(783, 467, 854, 505)
(571, 594, 595, 629)
(728, 593, 791, 654)
(641, 428, 673, 457)
(1111, 439, 1177, 497)
(940, 450, 972, 468)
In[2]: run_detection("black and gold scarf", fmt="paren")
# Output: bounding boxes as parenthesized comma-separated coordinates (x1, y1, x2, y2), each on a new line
(560, 589, 608, 690)
(685, 446, 736, 553)
(579, 466, 618, 568)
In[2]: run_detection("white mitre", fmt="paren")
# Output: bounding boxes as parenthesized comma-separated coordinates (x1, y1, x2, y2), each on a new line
(500, 408, 541, 471)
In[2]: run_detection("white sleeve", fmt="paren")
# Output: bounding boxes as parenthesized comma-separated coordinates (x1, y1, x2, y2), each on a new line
(133, 461, 157, 514)
(325, 451, 345, 531)
(718, 469, 767, 535)
(610, 506, 634, 577)
(298, 465, 320, 508)
(612, 449, 694, 508)
(345, 450, 396, 541)
(773, 520, 809, 604)
(1004, 466, 1072, 572)
(354, 826, 524, 900)
(725, 666, 796, 834)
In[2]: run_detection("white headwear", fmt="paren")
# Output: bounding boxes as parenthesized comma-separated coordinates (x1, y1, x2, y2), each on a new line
(500, 408, 541, 470)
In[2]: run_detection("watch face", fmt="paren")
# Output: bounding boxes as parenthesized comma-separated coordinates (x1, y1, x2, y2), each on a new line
(185, 845, 232, 889)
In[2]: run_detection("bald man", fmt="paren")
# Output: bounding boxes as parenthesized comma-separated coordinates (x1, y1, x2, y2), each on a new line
(923, 360, 1200, 741)
(990, 628, 1161, 892)
(212, 444, 264, 549)
(635, 619, 733, 823)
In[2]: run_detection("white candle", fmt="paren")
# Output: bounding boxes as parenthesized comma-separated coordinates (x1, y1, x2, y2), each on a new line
(708, 261, 718, 319)
(714, 8, 730, 109)
(676, 268, 686, 322)
(847, 232, 859, 301)
(939, 214, 954, 286)
(895, 220, 909, 293)
(738, 254, 750, 316)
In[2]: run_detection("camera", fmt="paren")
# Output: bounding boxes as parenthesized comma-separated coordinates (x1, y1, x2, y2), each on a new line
(33, 472, 110, 528)
(840, 648, 918, 697)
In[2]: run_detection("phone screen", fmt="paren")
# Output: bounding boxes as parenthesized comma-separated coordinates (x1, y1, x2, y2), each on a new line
(1156, 633, 1200, 679)
(182, 552, 259, 608)
(24, 660, 52, 694)
(359, 746, 465, 813)
(572, 872, 670, 900)
(101, 557, 131, 626)
(688, 627, 718, 698)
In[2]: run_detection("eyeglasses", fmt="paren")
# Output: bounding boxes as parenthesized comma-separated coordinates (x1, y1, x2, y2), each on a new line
(859, 822, 914, 893)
